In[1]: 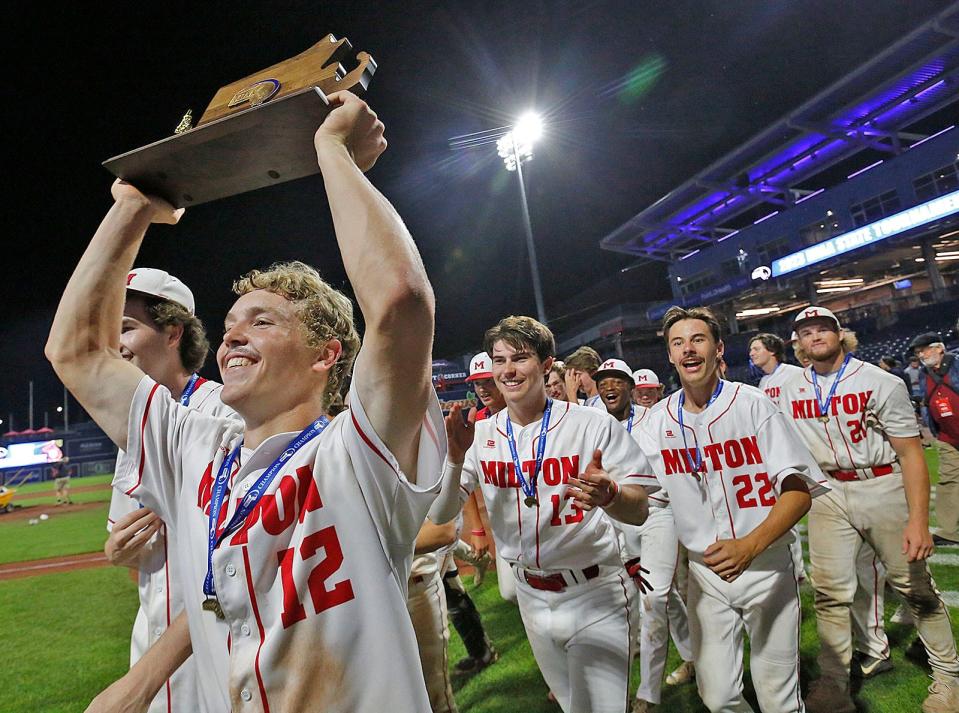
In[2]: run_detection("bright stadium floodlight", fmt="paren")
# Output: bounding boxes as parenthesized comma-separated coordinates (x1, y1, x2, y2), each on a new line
(496, 111, 547, 324)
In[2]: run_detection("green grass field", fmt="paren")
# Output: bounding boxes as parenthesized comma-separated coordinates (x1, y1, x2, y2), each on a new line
(2, 457, 957, 712)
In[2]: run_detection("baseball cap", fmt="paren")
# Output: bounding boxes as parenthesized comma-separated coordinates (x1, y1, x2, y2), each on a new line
(793, 305, 840, 330)
(593, 359, 634, 385)
(126, 268, 195, 315)
(466, 352, 493, 382)
(908, 332, 943, 351)
(632, 368, 661, 388)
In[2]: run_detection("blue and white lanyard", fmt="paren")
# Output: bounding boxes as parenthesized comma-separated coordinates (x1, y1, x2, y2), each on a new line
(505, 399, 553, 506)
(677, 381, 724, 474)
(179, 373, 201, 406)
(625, 405, 635, 434)
(811, 353, 853, 422)
(203, 416, 330, 597)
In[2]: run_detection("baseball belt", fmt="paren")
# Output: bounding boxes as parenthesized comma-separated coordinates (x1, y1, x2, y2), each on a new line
(516, 564, 600, 592)
(828, 464, 894, 482)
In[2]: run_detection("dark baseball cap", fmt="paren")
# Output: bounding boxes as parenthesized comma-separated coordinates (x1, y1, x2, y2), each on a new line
(908, 332, 942, 351)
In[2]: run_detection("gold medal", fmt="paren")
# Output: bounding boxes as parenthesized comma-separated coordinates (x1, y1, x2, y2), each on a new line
(817, 415, 830, 423)
(524, 496, 538, 508)
(202, 597, 225, 619)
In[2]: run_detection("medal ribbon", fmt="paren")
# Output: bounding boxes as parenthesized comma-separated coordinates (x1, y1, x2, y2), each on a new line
(625, 405, 635, 434)
(179, 373, 202, 406)
(203, 416, 331, 597)
(505, 399, 553, 504)
(677, 380, 724, 473)
(811, 352, 853, 420)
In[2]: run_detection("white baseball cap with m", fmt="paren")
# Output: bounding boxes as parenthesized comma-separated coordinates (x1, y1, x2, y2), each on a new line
(593, 359, 634, 385)
(632, 369, 661, 388)
(126, 268, 196, 315)
(466, 352, 494, 382)
(793, 305, 840, 330)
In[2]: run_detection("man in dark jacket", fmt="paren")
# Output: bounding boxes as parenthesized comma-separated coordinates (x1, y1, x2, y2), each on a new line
(910, 332, 959, 546)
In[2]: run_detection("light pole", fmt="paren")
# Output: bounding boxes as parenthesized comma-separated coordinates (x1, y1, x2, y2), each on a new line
(497, 112, 547, 325)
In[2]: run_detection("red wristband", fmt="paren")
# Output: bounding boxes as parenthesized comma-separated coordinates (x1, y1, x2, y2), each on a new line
(470, 529, 487, 536)
(599, 479, 620, 508)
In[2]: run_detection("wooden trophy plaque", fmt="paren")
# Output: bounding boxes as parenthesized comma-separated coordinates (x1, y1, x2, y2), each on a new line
(102, 35, 376, 207)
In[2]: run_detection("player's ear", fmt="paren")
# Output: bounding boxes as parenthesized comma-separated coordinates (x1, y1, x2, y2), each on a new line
(312, 338, 342, 374)
(542, 356, 554, 375)
(165, 323, 185, 350)
(716, 339, 725, 359)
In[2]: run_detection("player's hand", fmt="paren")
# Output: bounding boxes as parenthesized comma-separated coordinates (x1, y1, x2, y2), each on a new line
(105, 507, 163, 568)
(564, 368, 580, 401)
(567, 450, 618, 511)
(471, 532, 490, 556)
(445, 403, 477, 464)
(902, 519, 934, 562)
(314, 91, 386, 171)
(703, 537, 758, 582)
(111, 179, 183, 225)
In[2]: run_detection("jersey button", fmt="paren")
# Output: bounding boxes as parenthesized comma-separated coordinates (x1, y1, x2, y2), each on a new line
(240, 688, 252, 702)
(225, 564, 237, 576)
(240, 623, 251, 636)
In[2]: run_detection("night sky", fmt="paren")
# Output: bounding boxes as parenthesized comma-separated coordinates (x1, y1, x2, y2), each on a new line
(3, 0, 948, 427)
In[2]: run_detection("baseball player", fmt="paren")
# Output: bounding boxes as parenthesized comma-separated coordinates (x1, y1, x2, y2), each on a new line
(754, 330, 893, 677)
(563, 345, 605, 408)
(593, 358, 696, 713)
(431, 316, 653, 713)
(781, 306, 959, 713)
(103, 268, 235, 713)
(408, 519, 459, 713)
(464, 350, 517, 608)
(49, 93, 446, 713)
(632, 369, 665, 409)
(637, 306, 829, 713)
(547, 361, 572, 402)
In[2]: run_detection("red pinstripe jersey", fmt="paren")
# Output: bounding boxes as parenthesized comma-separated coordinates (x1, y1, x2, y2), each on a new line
(114, 375, 446, 713)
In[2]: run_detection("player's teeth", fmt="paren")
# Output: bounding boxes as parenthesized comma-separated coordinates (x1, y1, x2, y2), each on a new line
(228, 357, 252, 368)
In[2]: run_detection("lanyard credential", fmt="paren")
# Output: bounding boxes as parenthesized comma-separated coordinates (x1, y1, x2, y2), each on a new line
(625, 405, 635, 434)
(179, 373, 202, 406)
(811, 353, 853, 423)
(202, 416, 331, 615)
(677, 380, 724, 474)
(505, 399, 553, 507)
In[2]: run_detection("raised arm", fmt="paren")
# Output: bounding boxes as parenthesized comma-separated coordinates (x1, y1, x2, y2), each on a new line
(313, 92, 435, 480)
(45, 182, 182, 449)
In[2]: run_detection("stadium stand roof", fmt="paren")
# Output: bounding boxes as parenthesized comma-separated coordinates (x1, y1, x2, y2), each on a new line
(600, 3, 959, 263)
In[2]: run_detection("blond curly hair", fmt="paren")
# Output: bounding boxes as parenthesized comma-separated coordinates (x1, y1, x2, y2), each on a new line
(233, 261, 360, 410)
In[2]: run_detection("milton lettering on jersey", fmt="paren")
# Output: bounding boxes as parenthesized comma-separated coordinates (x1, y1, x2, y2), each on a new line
(790, 391, 873, 420)
(479, 455, 580, 489)
(661, 436, 764, 475)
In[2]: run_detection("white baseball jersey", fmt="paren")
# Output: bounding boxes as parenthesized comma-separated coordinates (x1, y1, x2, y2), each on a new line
(584, 394, 605, 409)
(778, 357, 919, 473)
(107, 377, 235, 713)
(113, 372, 446, 713)
(758, 363, 803, 408)
(636, 381, 829, 555)
(452, 401, 656, 571)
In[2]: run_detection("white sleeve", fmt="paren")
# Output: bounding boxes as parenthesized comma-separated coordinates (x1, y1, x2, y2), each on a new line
(756, 408, 830, 498)
(874, 377, 921, 439)
(596, 415, 661, 495)
(112, 376, 227, 526)
(427, 455, 477, 525)
(106, 481, 137, 532)
(344, 379, 448, 549)
(635, 427, 670, 508)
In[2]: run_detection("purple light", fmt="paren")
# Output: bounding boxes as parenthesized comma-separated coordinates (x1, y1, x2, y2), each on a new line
(753, 211, 780, 225)
(909, 125, 955, 149)
(847, 159, 884, 179)
(717, 229, 741, 243)
(680, 249, 701, 260)
(796, 188, 825, 204)
(914, 79, 947, 100)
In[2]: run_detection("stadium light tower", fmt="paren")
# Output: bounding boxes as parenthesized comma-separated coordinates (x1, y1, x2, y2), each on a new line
(496, 112, 548, 325)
